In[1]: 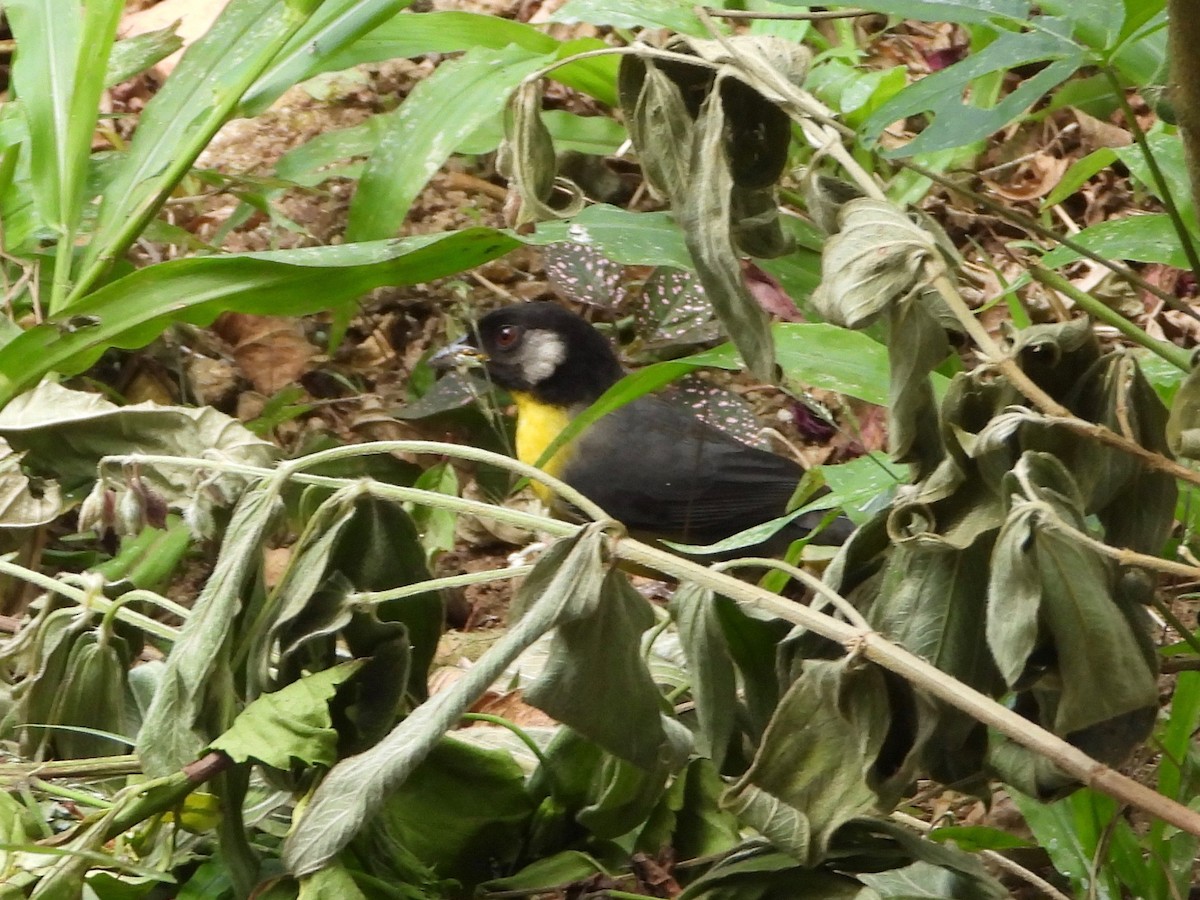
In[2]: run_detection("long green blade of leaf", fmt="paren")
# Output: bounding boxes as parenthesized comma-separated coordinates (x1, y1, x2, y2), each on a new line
(345, 45, 550, 241)
(69, 0, 316, 306)
(0, 229, 521, 405)
(6, 0, 81, 232)
(239, 0, 413, 116)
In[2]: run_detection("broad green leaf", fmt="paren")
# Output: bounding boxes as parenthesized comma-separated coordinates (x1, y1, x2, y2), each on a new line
(1039, 0, 1125, 50)
(1009, 789, 1124, 898)
(926, 824, 1035, 851)
(278, 109, 624, 188)
(346, 45, 549, 240)
(863, 31, 1083, 157)
(0, 437, 62, 528)
(210, 661, 364, 768)
(837, 818, 1007, 897)
(1114, 129, 1196, 231)
(502, 76, 585, 223)
(986, 454, 1157, 737)
(482, 851, 609, 892)
(459, 109, 626, 156)
(679, 80, 775, 379)
(727, 658, 893, 865)
(366, 737, 536, 886)
(283, 527, 606, 876)
(71, 0, 316, 302)
(298, 865, 369, 900)
(0, 380, 277, 490)
(819, 453, 906, 523)
(304, 11, 618, 105)
(529, 205, 690, 269)
(670, 584, 738, 769)
(526, 567, 691, 771)
(239, 0, 412, 116)
(1041, 147, 1118, 208)
(677, 849, 874, 900)
(1041, 213, 1186, 268)
(0, 229, 522, 405)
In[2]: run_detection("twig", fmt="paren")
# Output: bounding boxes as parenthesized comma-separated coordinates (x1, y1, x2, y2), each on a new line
(904, 161, 1199, 321)
(713, 556, 872, 630)
(701, 6, 871, 20)
(891, 810, 1072, 900)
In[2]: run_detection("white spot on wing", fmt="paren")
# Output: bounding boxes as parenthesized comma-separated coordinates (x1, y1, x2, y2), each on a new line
(522, 330, 567, 384)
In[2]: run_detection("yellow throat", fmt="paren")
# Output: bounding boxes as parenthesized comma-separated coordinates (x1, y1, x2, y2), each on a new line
(512, 392, 574, 499)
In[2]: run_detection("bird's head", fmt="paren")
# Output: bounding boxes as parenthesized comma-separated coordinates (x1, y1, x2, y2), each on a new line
(432, 302, 624, 406)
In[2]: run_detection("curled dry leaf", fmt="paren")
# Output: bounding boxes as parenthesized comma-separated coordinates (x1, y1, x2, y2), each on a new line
(211, 312, 317, 395)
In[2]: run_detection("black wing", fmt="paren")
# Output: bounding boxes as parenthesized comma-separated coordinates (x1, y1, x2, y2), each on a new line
(558, 395, 806, 545)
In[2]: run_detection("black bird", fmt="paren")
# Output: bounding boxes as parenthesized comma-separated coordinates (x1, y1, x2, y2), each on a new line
(433, 302, 850, 552)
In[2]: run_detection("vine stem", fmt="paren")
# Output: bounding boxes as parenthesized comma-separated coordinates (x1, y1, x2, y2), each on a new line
(1030, 265, 1192, 371)
(904, 161, 1196, 318)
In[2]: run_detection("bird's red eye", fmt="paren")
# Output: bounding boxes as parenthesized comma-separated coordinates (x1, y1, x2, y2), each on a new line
(495, 324, 522, 349)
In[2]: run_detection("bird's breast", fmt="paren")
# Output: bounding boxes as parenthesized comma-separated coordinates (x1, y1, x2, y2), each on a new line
(511, 392, 575, 499)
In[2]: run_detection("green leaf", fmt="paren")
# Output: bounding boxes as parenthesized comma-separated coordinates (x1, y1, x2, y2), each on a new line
(298, 864, 369, 900)
(345, 45, 550, 240)
(670, 585, 738, 769)
(819, 453, 907, 524)
(526, 567, 691, 771)
(528, 204, 693, 269)
(679, 76, 776, 379)
(926, 824, 1035, 851)
(1041, 147, 1117, 208)
(7, 0, 122, 241)
(1042, 213, 1188, 268)
(0, 229, 521, 404)
(726, 657, 893, 865)
(0, 437, 62, 528)
(105, 25, 184, 88)
(986, 454, 1157, 742)
(239, 0, 413, 116)
(502, 75, 585, 223)
(366, 737, 536, 886)
(306, 11, 617, 105)
(801, 0, 1030, 25)
(1115, 128, 1196, 228)
(211, 661, 364, 768)
(283, 527, 607, 877)
(481, 851, 609, 892)
(862, 30, 1083, 157)
(550, 0, 710, 35)
(0, 380, 277, 496)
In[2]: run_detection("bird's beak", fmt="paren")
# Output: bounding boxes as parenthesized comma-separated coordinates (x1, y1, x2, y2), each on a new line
(430, 335, 487, 371)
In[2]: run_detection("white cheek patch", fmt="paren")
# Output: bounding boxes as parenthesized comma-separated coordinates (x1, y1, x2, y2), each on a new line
(521, 330, 567, 383)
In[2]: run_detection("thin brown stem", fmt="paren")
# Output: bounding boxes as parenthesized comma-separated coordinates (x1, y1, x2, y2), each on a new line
(905, 161, 1199, 320)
